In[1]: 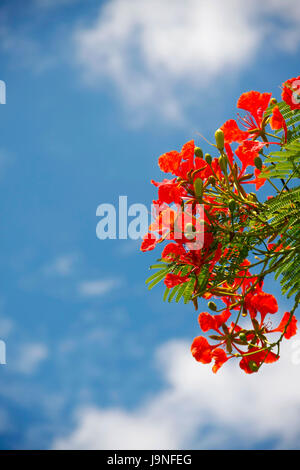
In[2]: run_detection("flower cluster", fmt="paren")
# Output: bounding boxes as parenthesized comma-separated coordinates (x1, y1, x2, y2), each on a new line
(141, 76, 300, 374)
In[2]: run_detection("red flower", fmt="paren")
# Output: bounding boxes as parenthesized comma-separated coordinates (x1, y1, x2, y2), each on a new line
(149, 207, 176, 235)
(198, 310, 231, 333)
(191, 336, 213, 364)
(140, 233, 157, 252)
(237, 91, 271, 132)
(143, 80, 298, 376)
(198, 312, 216, 332)
(191, 337, 228, 372)
(271, 312, 297, 339)
(235, 140, 265, 173)
(270, 105, 287, 141)
(250, 292, 278, 323)
(164, 272, 190, 288)
(221, 119, 248, 144)
(282, 76, 300, 110)
(158, 141, 195, 176)
(239, 347, 279, 374)
(161, 243, 186, 261)
(151, 178, 186, 204)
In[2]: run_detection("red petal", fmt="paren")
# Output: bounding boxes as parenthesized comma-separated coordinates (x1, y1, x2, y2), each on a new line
(237, 91, 271, 117)
(221, 119, 248, 144)
(198, 312, 217, 332)
(212, 348, 228, 373)
(158, 150, 181, 175)
(180, 140, 195, 160)
(273, 312, 298, 339)
(140, 233, 157, 252)
(191, 336, 213, 364)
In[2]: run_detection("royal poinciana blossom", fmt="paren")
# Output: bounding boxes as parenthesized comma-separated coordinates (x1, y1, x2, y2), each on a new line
(141, 77, 300, 374)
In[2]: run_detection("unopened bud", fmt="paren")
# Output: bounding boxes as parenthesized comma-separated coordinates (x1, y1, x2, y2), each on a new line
(228, 199, 236, 212)
(185, 223, 196, 239)
(205, 153, 212, 165)
(208, 301, 217, 311)
(239, 332, 247, 342)
(207, 176, 216, 186)
(270, 98, 277, 105)
(194, 147, 203, 158)
(218, 154, 227, 173)
(215, 128, 225, 151)
(194, 178, 203, 199)
(248, 361, 259, 372)
(254, 156, 263, 170)
(248, 192, 258, 202)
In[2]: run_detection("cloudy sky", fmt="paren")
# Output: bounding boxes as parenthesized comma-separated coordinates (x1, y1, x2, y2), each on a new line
(0, 0, 299, 450)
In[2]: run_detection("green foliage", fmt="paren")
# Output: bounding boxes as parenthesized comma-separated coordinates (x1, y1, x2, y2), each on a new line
(263, 141, 300, 180)
(263, 103, 300, 179)
(262, 186, 300, 298)
(146, 262, 195, 304)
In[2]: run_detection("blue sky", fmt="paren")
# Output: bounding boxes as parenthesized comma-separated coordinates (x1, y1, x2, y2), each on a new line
(0, 0, 300, 450)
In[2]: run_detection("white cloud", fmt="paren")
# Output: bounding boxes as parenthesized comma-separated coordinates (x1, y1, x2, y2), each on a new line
(43, 254, 77, 277)
(0, 24, 56, 74)
(53, 335, 300, 449)
(78, 279, 121, 297)
(15, 343, 48, 375)
(73, 0, 300, 123)
(19, 253, 122, 302)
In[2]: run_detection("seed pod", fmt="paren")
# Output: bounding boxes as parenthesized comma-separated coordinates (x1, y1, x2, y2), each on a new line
(254, 156, 263, 170)
(208, 301, 217, 311)
(218, 154, 227, 173)
(205, 153, 212, 165)
(248, 361, 259, 372)
(215, 128, 225, 151)
(228, 199, 236, 212)
(193, 178, 203, 199)
(194, 147, 203, 158)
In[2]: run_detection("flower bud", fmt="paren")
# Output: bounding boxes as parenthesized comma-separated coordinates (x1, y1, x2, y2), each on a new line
(193, 178, 203, 199)
(194, 147, 203, 158)
(215, 128, 225, 151)
(239, 332, 247, 343)
(207, 176, 216, 186)
(254, 156, 263, 170)
(208, 301, 217, 311)
(248, 361, 259, 372)
(248, 192, 258, 203)
(218, 154, 227, 173)
(185, 222, 195, 232)
(228, 199, 236, 212)
(205, 153, 212, 165)
(270, 98, 277, 105)
(185, 223, 196, 239)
